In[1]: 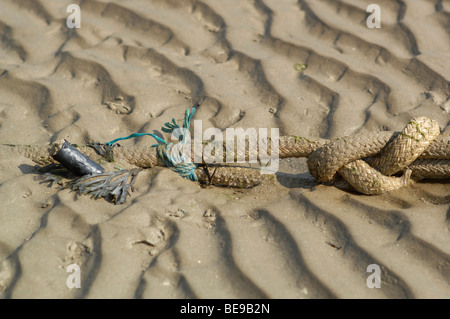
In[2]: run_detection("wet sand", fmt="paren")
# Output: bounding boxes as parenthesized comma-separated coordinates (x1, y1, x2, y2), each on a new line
(0, 0, 449, 298)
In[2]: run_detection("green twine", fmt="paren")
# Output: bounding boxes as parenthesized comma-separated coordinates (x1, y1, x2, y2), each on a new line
(105, 107, 198, 182)
(161, 107, 196, 143)
(106, 132, 166, 148)
(156, 142, 198, 182)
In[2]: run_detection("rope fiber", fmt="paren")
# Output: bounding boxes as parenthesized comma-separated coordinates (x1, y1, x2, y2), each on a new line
(3, 108, 449, 203)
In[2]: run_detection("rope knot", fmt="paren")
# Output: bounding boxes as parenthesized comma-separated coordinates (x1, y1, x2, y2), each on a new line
(155, 142, 198, 182)
(154, 107, 198, 181)
(306, 117, 441, 194)
(105, 107, 198, 182)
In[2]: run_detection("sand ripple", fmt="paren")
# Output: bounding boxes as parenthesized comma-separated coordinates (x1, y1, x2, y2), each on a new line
(0, 0, 449, 298)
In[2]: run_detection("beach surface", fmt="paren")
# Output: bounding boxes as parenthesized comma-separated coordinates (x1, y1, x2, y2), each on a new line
(0, 0, 449, 298)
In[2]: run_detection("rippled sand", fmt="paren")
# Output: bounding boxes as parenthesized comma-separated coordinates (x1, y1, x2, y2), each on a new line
(0, 0, 449, 298)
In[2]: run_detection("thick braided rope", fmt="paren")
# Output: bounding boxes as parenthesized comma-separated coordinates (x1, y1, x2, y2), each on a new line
(367, 118, 441, 175)
(307, 118, 440, 183)
(3, 117, 449, 194)
(307, 117, 442, 194)
(9, 133, 448, 168)
(194, 165, 261, 188)
(308, 118, 439, 174)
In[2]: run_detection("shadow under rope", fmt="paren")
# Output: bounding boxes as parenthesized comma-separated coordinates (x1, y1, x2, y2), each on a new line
(274, 170, 365, 195)
(19, 161, 362, 203)
(275, 171, 318, 189)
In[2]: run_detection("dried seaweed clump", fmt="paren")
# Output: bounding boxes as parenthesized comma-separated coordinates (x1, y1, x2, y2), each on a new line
(66, 169, 141, 205)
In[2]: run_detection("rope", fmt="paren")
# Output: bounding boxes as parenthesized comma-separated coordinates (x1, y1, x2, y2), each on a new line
(5, 109, 449, 195)
(105, 107, 199, 182)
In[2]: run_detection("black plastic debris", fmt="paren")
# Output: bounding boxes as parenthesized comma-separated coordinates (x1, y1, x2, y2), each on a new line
(51, 140, 105, 176)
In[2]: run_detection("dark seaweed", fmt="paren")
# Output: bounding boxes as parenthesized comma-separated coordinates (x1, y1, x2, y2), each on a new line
(89, 142, 117, 162)
(67, 169, 141, 205)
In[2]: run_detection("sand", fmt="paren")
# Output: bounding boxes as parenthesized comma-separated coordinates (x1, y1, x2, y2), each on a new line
(0, 0, 449, 299)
